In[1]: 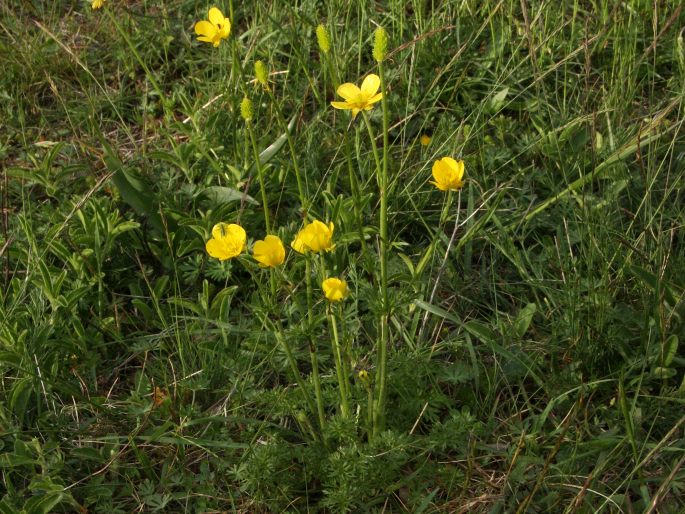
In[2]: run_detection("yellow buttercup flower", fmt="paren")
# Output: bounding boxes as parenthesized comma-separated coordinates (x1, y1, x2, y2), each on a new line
(420, 134, 431, 146)
(291, 220, 335, 254)
(206, 223, 246, 260)
(322, 278, 349, 302)
(331, 74, 383, 118)
(194, 7, 231, 48)
(91, 0, 104, 8)
(431, 157, 465, 191)
(253, 235, 285, 268)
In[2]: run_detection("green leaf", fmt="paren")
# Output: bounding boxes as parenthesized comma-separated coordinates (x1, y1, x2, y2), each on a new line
(514, 303, 537, 338)
(662, 335, 679, 367)
(252, 115, 296, 171)
(651, 367, 676, 379)
(24, 494, 64, 514)
(199, 186, 258, 206)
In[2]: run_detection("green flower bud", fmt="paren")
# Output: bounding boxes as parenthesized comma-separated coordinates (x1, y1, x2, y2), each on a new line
(254, 60, 269, 89)
(316, 24, 331, 54)
(240, 96, 253, 122)
(372, 27, 387, 63)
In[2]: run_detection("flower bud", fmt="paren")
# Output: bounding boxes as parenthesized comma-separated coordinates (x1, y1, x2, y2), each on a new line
(240, 96, 253, 122)
(372, 27, 387, 63)
(254, 60, 269, 89)
(316, 24, 331, 54)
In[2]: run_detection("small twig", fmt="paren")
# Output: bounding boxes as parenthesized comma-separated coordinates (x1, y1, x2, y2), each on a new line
(409, 402, 429, 435)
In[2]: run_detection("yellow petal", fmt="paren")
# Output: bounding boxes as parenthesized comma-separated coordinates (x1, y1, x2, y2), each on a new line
(291, 232, 307, 254)
(195, 20, 217, 38)
(206, 238, 233, 260)
(218, 20, 231, 39)
(330, 101, 352, 110)
(361, 74, 380, 98)
(253, 235, 285, 267)
(351, 108, 361, 118)
(322, 278, 348, 302)
(430, 180, 448, 191)
(208, 7, 225, 27)
(336, 83, 361, 102)
(225, 224, 247, 246)
(365, 92, 383, 105)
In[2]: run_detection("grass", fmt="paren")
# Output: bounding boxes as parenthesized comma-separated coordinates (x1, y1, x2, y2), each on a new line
(1, 0, 685, 512)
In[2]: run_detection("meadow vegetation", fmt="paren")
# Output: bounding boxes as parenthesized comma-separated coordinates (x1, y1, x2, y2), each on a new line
(1, 0, 685, 512)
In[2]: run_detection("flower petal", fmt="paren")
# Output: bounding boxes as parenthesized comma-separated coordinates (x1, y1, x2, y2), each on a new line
(365, 92, 383, 105)
(336, 83, 361, 102)
(225, 224, 247, 246)
(330, 101, 352, 110)
(195, 20, 217, 38)
(361, 74, 380, 97)
(208, 7, 225, 27)
(291, 232, 307, 254)
(206, 238, 232, 260)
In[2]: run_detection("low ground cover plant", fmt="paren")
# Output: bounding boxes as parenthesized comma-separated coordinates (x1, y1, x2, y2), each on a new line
(1, 0, 685, 512)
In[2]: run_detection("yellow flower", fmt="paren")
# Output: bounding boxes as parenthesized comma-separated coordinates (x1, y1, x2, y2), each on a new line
(91, 0, 104, 8)
(322, 278, 349, 302)
(291, 220, 335, 254)
(205, 223, 246, 260)
(194, 7, 231, 48)
(431, 157, 465, 191)
(253, 235, 285, 268)
(331, 74, 383, 118)
(420, 134, 431, 146)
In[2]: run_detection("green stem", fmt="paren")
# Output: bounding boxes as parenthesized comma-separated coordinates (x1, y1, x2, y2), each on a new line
(266, 88, 307, 217)
(105, 9, 167, 116)
(272, 324, 318, 436)
(305, 257, 326, 432)
(361, 112, 383, 186)
(344, 130, 367, 252)
(370, 62, 391, 436)
(246, 121, 271, 232)
(328, 305, 350, 418)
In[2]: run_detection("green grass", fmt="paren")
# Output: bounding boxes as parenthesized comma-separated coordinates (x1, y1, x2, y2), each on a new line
(1, 0, 685, 512)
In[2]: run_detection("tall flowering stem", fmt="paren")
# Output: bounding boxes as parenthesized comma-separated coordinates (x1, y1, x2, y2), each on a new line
(327, 303, 350, 418)
(265, 87, 308, 217)
(305, 257, 326, 432)
(243, 97, 271, 232)
(373, 27, 390, 436)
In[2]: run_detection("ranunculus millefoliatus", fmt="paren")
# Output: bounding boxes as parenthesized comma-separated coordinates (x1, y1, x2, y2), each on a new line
(205, 223, 246, 261)
(291, 220, 335, 254)
(331, 74, 383, 118)
(91, 0, 104, 8)
(194, 7, 231, 48)
(322, 278, 349, 302)
(431, 157, 465, 191)
(253, 235, 285, 268)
